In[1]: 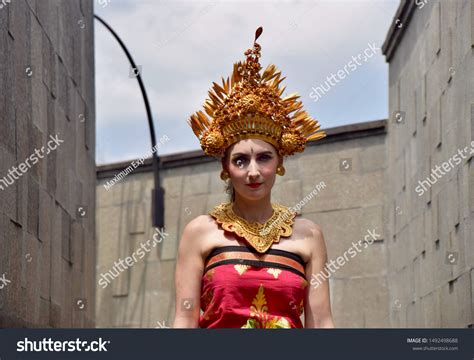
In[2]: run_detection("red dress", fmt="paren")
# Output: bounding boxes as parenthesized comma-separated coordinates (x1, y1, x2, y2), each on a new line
(199, 245, 308, 328)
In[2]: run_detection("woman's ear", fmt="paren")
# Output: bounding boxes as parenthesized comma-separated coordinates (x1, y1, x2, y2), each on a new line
(277, 154, 284, 168)
(221, 155, 228, 172)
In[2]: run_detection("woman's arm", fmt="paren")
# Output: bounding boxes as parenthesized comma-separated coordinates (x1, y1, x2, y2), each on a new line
(304, 222, 335, 328)
(172, 216, 206, 328)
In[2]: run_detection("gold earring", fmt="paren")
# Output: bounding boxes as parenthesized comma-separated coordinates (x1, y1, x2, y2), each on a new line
(276, 166, 285, 176)
(220, 170, 230, 180)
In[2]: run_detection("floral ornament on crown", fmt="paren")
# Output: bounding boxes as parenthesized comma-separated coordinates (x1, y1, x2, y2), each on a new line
(188, 27, 326, 158)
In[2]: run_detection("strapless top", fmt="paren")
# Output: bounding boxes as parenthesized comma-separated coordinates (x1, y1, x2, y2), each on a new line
(199, 245, 308, 328)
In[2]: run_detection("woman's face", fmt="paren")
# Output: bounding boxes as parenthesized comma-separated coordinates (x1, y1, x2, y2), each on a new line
(223, 138, 282, 201)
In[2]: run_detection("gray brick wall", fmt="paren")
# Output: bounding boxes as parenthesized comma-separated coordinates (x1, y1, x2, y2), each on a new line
(0, 0, 96, 327)
(383, 0, 473, 327)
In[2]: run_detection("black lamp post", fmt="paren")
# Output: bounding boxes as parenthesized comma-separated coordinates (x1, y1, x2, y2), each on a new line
(94, 14, 165, 229)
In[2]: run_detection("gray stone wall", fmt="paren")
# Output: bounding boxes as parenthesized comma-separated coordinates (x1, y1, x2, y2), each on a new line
(94, 0, 474, 328)
(0, 0, 96, 327)
(95, 121, 389, 328)
(383, 0, 473, 327)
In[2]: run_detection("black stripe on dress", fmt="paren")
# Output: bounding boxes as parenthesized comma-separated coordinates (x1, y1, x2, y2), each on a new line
(205, 245, 306, 266)
(204, 258, 306, 280)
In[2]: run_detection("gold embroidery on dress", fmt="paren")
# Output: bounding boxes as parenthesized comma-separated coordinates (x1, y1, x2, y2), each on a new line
(266, 268, 282, 279)
(206, 268, 216, 281)
(202, 269, 216, 321)
(241, 284, 291, 328)
(234, 264, 250, 275)
(289, 298, 304, 316)
(298, 298, 304, 316)
(202, 288, 215, 321)
(201, 289, 215, 320)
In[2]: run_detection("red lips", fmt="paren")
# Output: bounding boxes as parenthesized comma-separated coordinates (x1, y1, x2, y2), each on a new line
(247, 183, 262, 188)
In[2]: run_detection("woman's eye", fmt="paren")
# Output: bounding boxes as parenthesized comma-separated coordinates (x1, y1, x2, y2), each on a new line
(233, 155, 271, 167)
(235, 158, 246, 168)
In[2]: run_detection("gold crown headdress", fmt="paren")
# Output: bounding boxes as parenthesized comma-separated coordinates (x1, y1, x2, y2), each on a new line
(188, 27, 326, 158)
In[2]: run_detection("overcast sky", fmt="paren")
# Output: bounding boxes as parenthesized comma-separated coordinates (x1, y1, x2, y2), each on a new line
(94, 0, 400, 165)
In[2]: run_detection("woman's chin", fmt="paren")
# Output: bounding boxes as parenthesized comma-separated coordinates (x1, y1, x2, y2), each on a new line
(237, 188, 268, 200)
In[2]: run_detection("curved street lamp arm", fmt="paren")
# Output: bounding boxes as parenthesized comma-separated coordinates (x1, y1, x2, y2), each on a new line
(94, 14, 164, 228)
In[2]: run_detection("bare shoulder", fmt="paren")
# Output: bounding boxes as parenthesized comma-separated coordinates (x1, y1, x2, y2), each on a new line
(183, 214, 216, 234)
(294, 217, 323, 239)
(294, 217, 326, 254)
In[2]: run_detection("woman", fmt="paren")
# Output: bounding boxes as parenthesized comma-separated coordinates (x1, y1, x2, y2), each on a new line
(173, 27, 334, 328)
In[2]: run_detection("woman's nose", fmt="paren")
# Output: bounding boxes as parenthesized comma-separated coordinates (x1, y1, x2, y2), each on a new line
(248, 160, 260, 177)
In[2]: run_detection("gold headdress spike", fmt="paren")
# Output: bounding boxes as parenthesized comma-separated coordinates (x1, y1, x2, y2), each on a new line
(188, 26, 326, 158)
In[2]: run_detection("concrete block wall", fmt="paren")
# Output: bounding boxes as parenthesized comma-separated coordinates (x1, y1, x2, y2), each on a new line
(95, 121, 389, 328)
(300, 134, 389, 327)
(383, 0, 473, 327)
(0, 0, 96, 327)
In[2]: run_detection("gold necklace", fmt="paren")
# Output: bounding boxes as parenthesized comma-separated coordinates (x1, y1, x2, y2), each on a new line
(209, 202, 297, 253)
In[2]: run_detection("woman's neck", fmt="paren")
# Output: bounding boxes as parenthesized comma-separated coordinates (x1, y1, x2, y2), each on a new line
(231, 195, 274, 224)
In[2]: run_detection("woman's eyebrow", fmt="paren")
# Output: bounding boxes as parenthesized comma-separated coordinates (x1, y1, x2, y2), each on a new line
(231, 151, 273, 157)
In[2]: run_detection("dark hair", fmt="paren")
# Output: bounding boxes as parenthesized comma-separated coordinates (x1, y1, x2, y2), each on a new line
(222, 149, 235, 202)
(224, 179, 235, 202)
